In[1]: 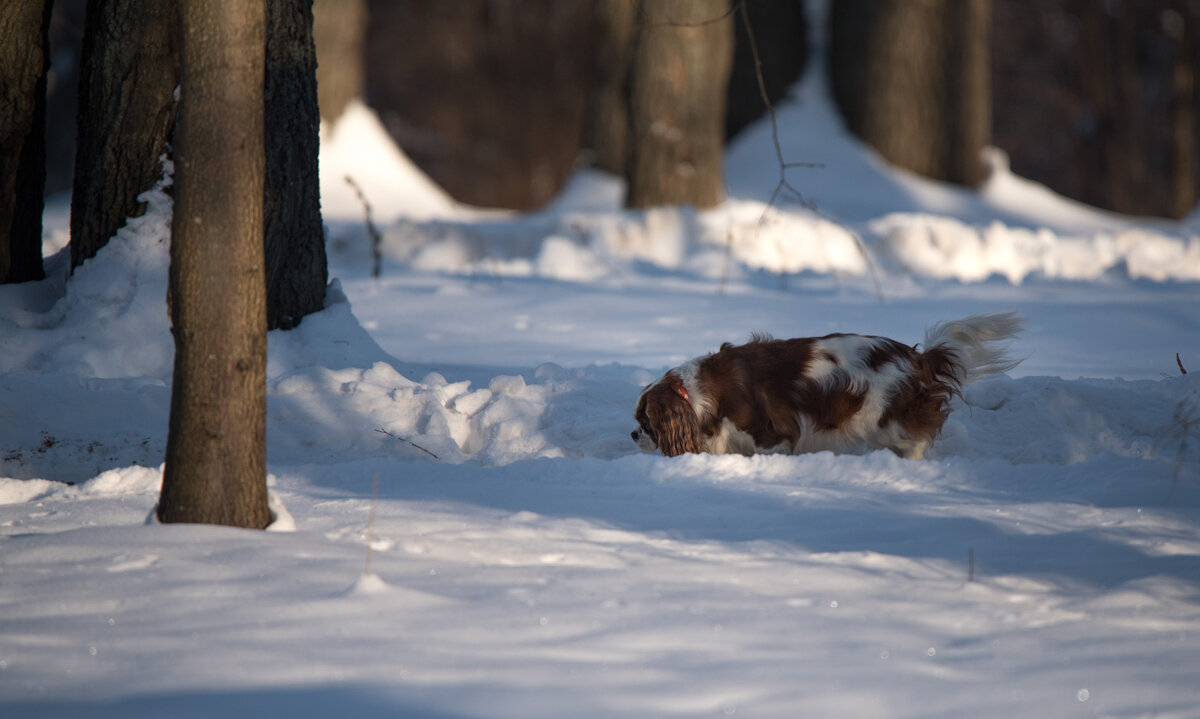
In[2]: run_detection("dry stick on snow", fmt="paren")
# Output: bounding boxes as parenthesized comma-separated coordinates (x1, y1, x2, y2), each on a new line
(375, 427, 439, 460)
(1163, 355, 1195, 502)
(1163, 394, 1199, 503)
(345, 174, 383, 278)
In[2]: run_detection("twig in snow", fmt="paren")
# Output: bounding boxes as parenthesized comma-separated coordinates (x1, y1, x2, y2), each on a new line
(1177, 353, 1188, 375)
(345, 174, 383, 278)
(1160, 392, 1199, 502)
(375, 428, 439, 459)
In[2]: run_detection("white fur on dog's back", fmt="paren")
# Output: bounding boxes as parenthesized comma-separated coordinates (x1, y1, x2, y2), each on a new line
(923, 312, 1025, 385)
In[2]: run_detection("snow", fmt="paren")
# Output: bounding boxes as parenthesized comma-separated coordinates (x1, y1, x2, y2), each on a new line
(3, 21, 1200, 719)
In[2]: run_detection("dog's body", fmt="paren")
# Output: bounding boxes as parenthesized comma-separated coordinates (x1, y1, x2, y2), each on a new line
(632, 312, 1023, 460)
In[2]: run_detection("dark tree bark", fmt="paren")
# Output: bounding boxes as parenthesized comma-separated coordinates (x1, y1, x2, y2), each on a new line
(0, 0, 51, 284)
(585, 0, 636, 176)
(626, 0, 734, 209)
(312, 0, 365, 126)
(160, 0, 271, 529)
(1168, 0, 1198, 219)
(70, 0, 178, 271)
(829, 0, 991, 188)
(994, 0, 1200, 219)
(364, 0, 592, 210)
(264, 0, 326, 331)
(724, 0, 808, 140)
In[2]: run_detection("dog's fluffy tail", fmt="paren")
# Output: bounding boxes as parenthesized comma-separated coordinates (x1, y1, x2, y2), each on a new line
(923, 311, 1025, 386)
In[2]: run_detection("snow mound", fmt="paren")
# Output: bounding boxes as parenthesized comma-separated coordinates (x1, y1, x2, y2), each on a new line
(319, 100, 459, 224)
(80, 464, 163, 496)
(872, 213, 1200, 283)
(267, 359, 563, 466)
(0, 161, 174, 379)
(375, 199, 868, 282)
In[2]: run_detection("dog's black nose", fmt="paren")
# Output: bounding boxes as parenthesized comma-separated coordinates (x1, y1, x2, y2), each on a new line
(630, 430, 638, 441)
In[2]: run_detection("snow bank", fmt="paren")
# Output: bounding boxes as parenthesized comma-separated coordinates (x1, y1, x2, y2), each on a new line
(319, 100, 459, 224)
(317, 95, 1200, 286)
(0, 162, 174, 379)
(376, 198, 868, 282)
(872, 213, 1200, 284)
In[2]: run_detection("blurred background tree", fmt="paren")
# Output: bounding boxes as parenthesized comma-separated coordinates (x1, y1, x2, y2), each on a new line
(1, 0, 51, 284)
(36, 0, 1200, 220)
(624, 0, 734, 209)
(312, 0, 365, 128)
(829, 0, 991, 188)
(992, 0, 1200, 218)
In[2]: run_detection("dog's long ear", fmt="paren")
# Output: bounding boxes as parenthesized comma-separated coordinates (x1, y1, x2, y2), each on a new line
(646, 385, 704, 457)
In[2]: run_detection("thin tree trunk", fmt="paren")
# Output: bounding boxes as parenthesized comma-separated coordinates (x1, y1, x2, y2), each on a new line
(160, 0, 271, 529)
(948, 0, 990, 187)
(626, 0, 733, 209)
(585, 0, 636, 176)
(0, 0, 50, 284)
(70, 0, 178, 271)
(265, 0, 326, 331)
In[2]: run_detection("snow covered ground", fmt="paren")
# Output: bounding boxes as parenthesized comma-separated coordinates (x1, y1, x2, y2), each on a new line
(3, 35, 1200, 718)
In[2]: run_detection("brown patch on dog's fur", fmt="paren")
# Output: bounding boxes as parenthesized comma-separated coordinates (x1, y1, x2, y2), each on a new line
(878, 345, 962, 439)
(635, 375, 704, 456)
(691, 338, 813, 450)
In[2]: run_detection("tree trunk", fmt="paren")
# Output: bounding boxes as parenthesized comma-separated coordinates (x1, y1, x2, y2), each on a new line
(265, 0, 326, 331)
(949, 0, 991, 188)
(626, 0, 734, 209)
(829, 0, 991, 188)
(160, 0, 271, 529)
(70, 0, 178, 271)
(312, 0, 365, 126)
(1169, 0, 1198, 219)
(724, 0, 808, 141)
(585, 0, 636, 176)
(0, 0, 50, 284)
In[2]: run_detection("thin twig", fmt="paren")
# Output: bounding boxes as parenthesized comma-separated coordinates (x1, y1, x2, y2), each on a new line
(375, 428, 439, 459)
(733, 1, 885, 299)
(629, 2, 886, 297)
(1177, 352, 1188, 375)
(1162, 393, 1199, 503)
(345, 174, 383, 278)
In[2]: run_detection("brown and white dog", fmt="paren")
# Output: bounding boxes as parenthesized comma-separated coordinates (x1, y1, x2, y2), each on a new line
(632, 312, 1023, 460)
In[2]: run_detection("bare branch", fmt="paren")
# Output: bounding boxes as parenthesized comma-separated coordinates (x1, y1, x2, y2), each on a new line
(345, 174, 383, 278)
(375, 427, 439, 459)
(636, 0, 885, 299)
(734, 1, 884, 299)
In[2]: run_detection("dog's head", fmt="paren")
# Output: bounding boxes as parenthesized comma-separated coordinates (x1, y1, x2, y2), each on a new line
(631, 375, 704, 457)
